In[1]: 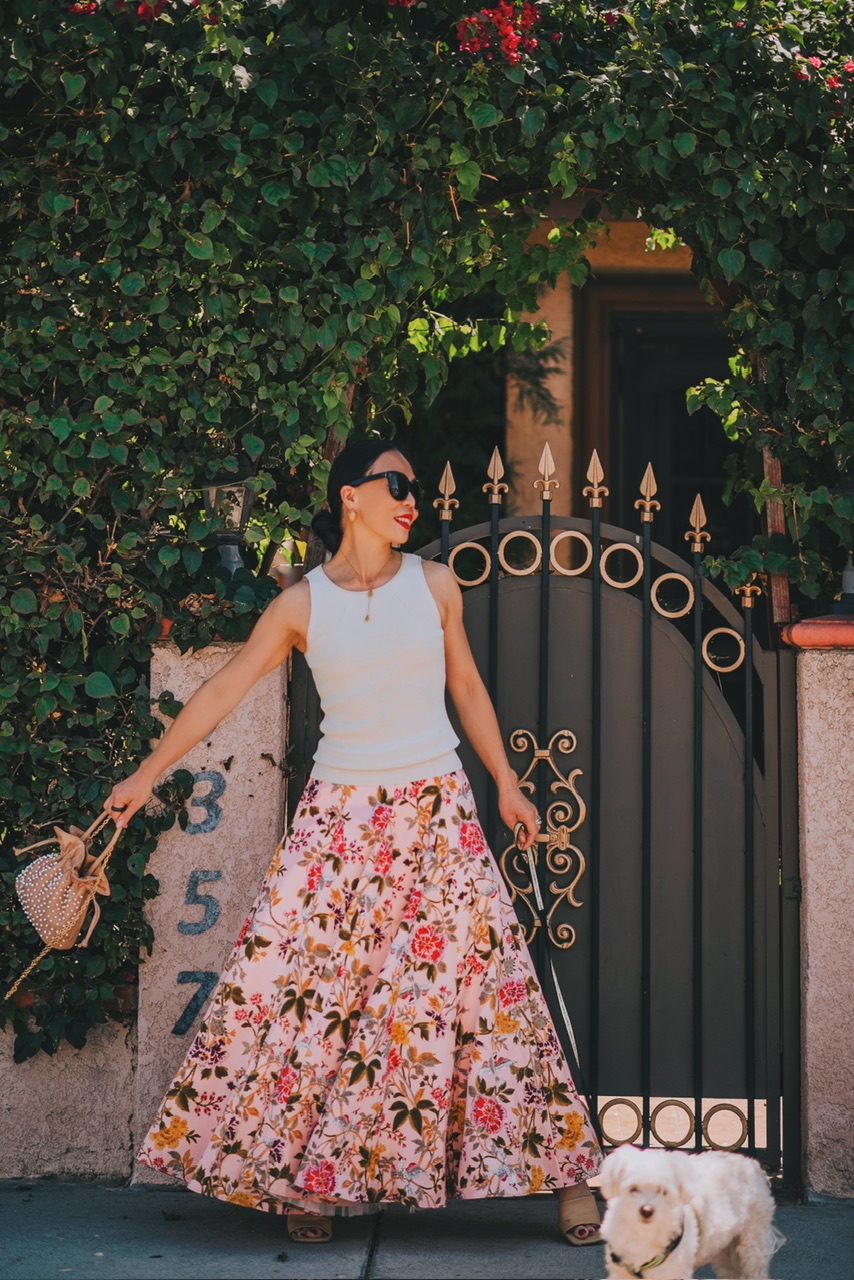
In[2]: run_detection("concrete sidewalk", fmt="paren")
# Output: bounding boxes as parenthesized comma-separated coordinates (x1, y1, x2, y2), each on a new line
(1, 1181, 851, 1280)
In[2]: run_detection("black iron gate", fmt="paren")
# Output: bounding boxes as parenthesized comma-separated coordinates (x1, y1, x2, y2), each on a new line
(287, 445, 800, 1188)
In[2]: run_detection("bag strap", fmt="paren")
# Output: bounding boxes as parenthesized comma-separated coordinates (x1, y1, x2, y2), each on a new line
(14, 808, 113, 859)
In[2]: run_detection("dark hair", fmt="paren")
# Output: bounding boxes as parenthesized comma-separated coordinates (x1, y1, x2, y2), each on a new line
(310, 437, 403, 553)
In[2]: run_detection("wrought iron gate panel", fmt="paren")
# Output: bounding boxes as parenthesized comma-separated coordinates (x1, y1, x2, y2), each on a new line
(286, 446, 800, 1188)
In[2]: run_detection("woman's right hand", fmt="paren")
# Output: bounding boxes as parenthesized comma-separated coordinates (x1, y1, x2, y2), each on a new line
(103, 766, 157, 830)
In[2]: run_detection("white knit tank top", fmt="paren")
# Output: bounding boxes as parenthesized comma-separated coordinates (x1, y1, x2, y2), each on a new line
(305, 553, 461, 786)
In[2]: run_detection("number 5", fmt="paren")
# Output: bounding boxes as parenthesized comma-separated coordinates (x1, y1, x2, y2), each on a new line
(177, 869, 223, 935)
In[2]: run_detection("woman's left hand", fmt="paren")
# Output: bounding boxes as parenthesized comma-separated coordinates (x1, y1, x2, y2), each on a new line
(498, 781, 540, 851)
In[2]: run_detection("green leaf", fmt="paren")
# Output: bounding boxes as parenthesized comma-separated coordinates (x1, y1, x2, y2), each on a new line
(84, 672, 116, 698)
(242, 432, 265, 459)
(717, 248, 745, 283)
(11, 588, 37, 614)
(816, 221, 844, 253)
(470, 103, 503, 129)
(185, 234, 214, 261)
(674, 133, 697, 157)
(61, 73, 85, 102)
(455, 160, 481, 202)
(255, 80, 278, 110)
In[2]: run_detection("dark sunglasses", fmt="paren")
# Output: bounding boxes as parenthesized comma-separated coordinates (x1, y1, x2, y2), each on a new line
(349, 470, 422, 506)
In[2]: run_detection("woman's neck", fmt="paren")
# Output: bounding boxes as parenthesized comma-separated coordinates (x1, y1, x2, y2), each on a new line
(332, 534, 399, 588)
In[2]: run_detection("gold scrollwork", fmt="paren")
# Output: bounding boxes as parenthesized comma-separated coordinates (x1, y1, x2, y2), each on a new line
(599, 1098, 643, 1146)
(549, 530, 593, 577)
(499, 729, 586, 949)
(600, 542, 644, 589)
(497, 530, 543, 576)
(702, 627, 746, 674)
(448, 541, 491, 588)
(702, 1102, 748, 1151)
(651, 572, 695, 620)
(650, 1099, 695, 1148)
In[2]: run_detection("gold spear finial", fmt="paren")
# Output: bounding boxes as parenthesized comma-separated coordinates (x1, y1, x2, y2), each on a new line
(634, 462, 661, 523)
(533, 441, 560, 501)
(433, 460, 460, 522)
(483, 446, 509, 505)
(582, 448, 609, 509)
(736, 574, 763, 609)
(685, 493, 712, 553)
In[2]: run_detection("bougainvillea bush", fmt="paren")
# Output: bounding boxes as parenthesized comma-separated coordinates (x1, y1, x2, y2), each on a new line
(1, 0, 853, 1056)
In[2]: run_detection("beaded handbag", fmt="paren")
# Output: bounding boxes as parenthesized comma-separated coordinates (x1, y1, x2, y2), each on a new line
(5, 811, 123, 1001)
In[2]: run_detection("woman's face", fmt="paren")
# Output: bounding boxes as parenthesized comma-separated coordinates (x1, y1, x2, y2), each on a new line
(343, 449, 419, 545)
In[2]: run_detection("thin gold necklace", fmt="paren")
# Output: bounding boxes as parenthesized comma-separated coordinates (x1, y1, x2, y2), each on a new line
(337, 548, 397, 621)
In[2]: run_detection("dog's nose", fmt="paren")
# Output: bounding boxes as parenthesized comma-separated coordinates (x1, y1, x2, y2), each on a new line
(639, 1204, 655, 1221)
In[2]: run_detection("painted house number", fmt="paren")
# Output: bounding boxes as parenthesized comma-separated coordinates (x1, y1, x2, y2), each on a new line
(171, 770, 227, 1036)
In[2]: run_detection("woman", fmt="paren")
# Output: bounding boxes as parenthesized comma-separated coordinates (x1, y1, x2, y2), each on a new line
(106, 439, 602, 1244)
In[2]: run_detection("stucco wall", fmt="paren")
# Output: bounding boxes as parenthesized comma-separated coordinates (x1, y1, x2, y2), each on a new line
(0, 1021, 136, 1180)
(133, 641, 288, 1182)
(799, 650, 854, 1199)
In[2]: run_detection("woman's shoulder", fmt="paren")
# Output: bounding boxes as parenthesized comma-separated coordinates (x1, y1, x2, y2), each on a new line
(416, 556, 460, 618)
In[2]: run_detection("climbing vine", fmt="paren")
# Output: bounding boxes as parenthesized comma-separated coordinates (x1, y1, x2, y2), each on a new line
(1, 0, 852, 1057)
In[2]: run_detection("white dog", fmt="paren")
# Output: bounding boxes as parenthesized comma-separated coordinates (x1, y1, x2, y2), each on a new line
(599, 1145, 783, 1279)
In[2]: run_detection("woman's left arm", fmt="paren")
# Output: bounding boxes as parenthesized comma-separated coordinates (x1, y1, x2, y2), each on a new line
(426, 562, 539, 850)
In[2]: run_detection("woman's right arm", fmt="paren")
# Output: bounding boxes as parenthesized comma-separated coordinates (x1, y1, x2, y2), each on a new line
(102, 579, 310, 828)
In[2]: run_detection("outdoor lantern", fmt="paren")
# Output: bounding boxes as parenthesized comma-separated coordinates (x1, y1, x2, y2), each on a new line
(202, 470, 255, 573)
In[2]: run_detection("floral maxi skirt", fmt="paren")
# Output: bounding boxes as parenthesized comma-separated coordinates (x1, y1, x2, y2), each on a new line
(137, 771, 601, 1215)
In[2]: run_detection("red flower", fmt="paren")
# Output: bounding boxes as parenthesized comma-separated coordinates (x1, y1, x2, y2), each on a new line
(374, 842, 394, 877)
(69, 2, 98, 12)
(306, 863, 323, 893)
(827, 75, 841, 89)
(411, 923, 446, 964)
(387, 1046, 402, 1071)
(302, 1160, 336, 1196)
(472, 1095, 504, 1134)
(603, 9, 619, 26)
(276, 1065, 298, 1104)
(499, 978, 527, 1008)
(458, 820, 485, 856)
(371, 804, 393, 832)
(845, 60, 854, 73)
(137, 0, 169, 19)
(794, 65, 810, 82)
(431, 1086, 449, 1110)
(403, 889, 422, 921)
(808, 56, 822, 69)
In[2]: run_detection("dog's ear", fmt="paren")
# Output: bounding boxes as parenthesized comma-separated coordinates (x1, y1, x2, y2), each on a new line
(599, 1144, 639, 1200)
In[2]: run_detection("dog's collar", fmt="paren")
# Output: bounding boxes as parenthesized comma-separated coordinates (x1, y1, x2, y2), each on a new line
(609, 1219, 685, 1278)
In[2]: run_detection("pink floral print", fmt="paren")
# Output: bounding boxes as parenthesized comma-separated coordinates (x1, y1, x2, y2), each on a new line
(137, 771, 600, 1215)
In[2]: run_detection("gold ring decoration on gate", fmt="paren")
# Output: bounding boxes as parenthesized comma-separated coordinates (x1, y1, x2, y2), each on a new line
(549, 530, 593, 577)
(497, 530, 543, 576)
(599, 1097, 644, 1146)
(599, 542, 644, 589)
(447, 541, 492, 588)
(701, 627, 746, 673)
(650, 1098, 695, 1148)
(651, 572, 695, 619)
(702, 1102, 749, 1151)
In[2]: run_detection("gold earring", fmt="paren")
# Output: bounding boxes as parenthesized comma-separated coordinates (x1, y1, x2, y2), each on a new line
(348, 509, 356, 522)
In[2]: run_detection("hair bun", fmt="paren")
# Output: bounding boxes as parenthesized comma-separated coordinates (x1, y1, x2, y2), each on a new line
(310, 508, 341, 553)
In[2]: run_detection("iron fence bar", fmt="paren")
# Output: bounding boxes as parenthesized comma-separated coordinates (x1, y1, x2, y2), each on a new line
(590, 501, 602, 1114)
(536, 491, 551, 982)
(486, 496, 501, 853)
(692, 545, 705, 1150)
(762, 650, 783, 1174)
(743, 600, 757, 1156)
(641, 518, 653, 1147)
